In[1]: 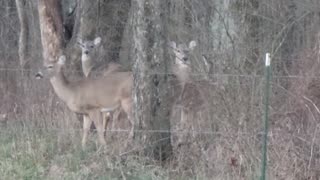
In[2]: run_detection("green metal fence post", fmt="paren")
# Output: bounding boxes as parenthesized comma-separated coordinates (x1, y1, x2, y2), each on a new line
(260, 53, 271, 180)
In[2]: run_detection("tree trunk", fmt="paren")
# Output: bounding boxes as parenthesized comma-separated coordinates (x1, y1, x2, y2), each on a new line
(119, 3, 133, 68)
(78, 0, 99, 39)
(15, 0, 29, 72)
(38, 0, 64, 65)
(131, 0, 172, 160)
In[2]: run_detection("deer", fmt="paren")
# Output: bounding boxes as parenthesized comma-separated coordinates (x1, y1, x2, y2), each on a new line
(77, 36, 124, 132)
(169, 40, 197, 103)
(35, 55, 133, 149)
(77, 36, 122, 77)
(169, 40, 215, 149)
(169, 40, 212, 105)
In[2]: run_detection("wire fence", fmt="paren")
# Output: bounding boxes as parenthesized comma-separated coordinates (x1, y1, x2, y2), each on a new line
(0, 125, 315, 144)
(1, 67, 320, 79)
(0, 54, 317, 124)
(1, 61, 320, 179)
(0, 65, 317, 138)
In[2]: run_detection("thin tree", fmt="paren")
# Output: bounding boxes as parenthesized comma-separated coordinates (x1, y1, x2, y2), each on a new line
(15, 0, 29, 73)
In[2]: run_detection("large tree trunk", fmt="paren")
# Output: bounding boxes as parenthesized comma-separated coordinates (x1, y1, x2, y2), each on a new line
(119, 3, 133, 68)
(38, 0, 64, 65)
(131, 0, 172, 160)
(15, 0, 29, 72)
(78, 0, 99, 39)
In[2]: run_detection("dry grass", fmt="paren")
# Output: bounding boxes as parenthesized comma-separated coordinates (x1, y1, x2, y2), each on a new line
(0, 123, 172, 179)
(2, 51, 320, 179)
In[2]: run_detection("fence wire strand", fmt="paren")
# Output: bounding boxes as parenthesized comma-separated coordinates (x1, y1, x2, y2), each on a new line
(0, 65, 317, 143)
(0, 67, 319, 79)
(0, 126, 315, 143)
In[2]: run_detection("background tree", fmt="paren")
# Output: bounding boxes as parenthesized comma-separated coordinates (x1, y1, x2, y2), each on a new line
(15, 0, 29, 72)
(131, 0, 172, 160)
(0, 0, 320, 178)
(37, 0, 64, 65)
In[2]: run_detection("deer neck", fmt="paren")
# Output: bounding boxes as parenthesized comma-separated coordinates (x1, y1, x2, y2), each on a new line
(81, 54, 93, 77)
(173, 59, 191, 84)
(50, 67, 73, 102)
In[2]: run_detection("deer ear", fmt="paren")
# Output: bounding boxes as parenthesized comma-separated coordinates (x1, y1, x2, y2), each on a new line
(94, 37, 102, 45)
(77, 37, 83, 45)
(189, 40, 197, 50)
(169, 41, 176, 49)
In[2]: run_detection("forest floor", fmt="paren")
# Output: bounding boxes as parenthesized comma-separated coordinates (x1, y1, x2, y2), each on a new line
(0, 123, 207, 180)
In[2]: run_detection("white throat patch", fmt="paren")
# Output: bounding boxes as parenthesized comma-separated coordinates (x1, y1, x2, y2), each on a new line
(81, 54, 90, 62)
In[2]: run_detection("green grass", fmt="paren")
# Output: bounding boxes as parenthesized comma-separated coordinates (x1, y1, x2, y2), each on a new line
(0, 125, 172, 180)
(1, 123, 265, 180)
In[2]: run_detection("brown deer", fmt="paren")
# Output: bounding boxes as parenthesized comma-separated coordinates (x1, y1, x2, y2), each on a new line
(169, 41, 214, 149)
(77, 36, 125, 132)
(169, 40, 197, 102)
(36, 55, 133, 148)
(77, 36, 122, 77)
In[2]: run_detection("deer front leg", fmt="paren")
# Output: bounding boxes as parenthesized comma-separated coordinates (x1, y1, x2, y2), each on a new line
(82, 114, 92, 149)
(102, 112, 111, 137)
(177, 83, 186, 104)
(121, 98, 134, 139)
(89, 110, 107, 147)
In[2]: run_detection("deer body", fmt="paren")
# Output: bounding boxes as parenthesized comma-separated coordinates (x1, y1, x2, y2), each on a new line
(77, 37, 126, 138)
(39, 56, 133, 148)
(50, 73, 132, 114)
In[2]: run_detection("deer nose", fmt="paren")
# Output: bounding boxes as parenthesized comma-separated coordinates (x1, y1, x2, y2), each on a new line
(35, 72, 44, 79)
(84, 51, 89, 55)
(183, 57, 188, 61)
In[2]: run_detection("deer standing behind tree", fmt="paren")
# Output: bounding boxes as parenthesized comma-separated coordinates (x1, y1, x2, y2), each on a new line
(36, 55, 133, 148)
(169, 40, 213, 148)
(169, 40, 197, 103)
(169, 40, 212, 104)
(77, 36, 126, 133)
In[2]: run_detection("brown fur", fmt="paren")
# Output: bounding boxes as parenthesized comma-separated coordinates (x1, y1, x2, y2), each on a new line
(45, 56, 133, 148)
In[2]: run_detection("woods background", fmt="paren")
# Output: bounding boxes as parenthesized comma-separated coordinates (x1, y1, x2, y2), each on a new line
(0, 0, 320, 179)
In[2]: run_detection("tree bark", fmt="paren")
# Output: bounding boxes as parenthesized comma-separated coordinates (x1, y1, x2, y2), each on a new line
(131, 0, 172, 160)
(78, 0, 99, 39)
(15, 0, 29, 71)
(119, 2, 133, 68)
(38, 0, 64, 65)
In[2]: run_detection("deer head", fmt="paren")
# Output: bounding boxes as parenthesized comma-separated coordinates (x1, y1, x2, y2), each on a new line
(169, 40, 197, 66)
(77, 36, 102, 56)
(76, 36, 102, 77)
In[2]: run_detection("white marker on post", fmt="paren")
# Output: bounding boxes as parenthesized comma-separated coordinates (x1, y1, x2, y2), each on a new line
(265, 53, 271, 66)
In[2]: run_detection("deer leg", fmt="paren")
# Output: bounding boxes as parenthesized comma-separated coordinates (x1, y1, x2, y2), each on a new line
(102, 112, 111, 137)
(121, 98, 134, 140)
(89, 111, 107, 147)
(177, 83, 186, 104)
(82, 114, 92, 149)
